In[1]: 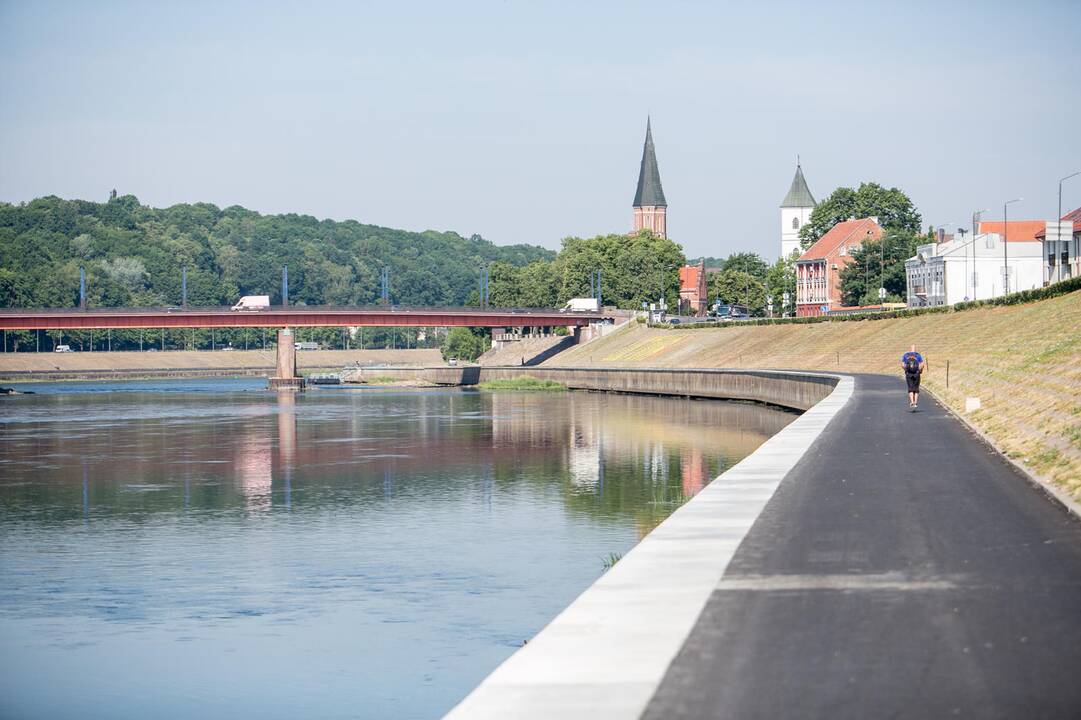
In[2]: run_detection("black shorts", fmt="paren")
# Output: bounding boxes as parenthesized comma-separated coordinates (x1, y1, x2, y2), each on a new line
(905, 373, 921, 392)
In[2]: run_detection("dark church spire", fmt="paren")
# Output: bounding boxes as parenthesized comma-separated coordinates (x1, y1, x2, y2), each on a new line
(633, 117, 667, 208)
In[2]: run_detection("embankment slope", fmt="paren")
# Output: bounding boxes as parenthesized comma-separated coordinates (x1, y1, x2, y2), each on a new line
(549, 289, 1081, 500)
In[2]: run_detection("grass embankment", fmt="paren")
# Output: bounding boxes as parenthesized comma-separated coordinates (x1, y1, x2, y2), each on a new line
(478, 375, 567, 391)
(550, 290, 1081, 501)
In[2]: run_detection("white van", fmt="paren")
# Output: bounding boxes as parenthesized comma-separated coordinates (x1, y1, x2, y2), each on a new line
(232, 295, 270, 311)
(54, 344, 72, 353)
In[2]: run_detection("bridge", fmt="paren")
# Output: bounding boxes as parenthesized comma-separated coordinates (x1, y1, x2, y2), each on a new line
(0, 306, 605, 331)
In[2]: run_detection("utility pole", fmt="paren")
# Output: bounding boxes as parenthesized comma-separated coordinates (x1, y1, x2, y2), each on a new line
(182, 267, 188, 308)
(79, 267, 86, 309)
(282, 266, 289, 306)
(972, 209, 989, 300)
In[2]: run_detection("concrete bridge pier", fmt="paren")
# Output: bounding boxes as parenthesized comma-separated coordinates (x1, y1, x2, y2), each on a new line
(267, 328, 306, 391)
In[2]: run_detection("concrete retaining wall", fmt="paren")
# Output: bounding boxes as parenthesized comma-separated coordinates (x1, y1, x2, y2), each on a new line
(344, 366, 836, 412)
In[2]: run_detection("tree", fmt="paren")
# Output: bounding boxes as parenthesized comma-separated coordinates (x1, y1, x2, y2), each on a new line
(441, 327, 489, 361)
(799, 182, 922, 250)
(710, 269, 767, 316)
(554, 230, 685, 310)
(721, 252, 768, 280)
(764, 254, 796, 316)
(838, 229, 922, 306)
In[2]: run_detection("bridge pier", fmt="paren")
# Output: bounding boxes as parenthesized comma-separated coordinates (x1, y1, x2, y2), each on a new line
(267, 328, 306, 391)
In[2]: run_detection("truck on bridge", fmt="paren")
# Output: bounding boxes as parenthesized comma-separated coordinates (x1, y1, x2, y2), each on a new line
(561, 298, 601, 313)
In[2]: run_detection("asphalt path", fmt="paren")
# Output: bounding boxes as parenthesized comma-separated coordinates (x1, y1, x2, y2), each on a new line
(642, 374, 1081, 719)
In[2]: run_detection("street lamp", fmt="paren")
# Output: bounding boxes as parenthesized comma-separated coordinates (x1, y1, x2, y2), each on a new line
(957, 227, 969, 300)
(1057, 171, 1081, 283)
(1003, 198, 1022, 295)
(972, 209, 990, 300)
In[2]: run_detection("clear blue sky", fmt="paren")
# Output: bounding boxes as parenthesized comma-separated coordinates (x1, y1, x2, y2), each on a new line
(2, 0, 1079, 260)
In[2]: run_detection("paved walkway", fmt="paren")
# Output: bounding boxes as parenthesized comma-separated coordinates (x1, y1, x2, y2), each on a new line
(642, 374, 1081, 719)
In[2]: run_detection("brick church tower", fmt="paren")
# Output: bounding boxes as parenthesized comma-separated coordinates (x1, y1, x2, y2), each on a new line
(633, 117, 667, 238)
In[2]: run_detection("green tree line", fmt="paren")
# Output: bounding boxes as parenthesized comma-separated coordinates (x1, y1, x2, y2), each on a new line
(0, 194, 554, 310)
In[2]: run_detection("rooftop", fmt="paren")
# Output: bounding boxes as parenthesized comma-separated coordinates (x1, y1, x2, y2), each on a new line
(781, 163, 815, 208)
(976, 220, 1047, 242)
(798, 218, 883, 262)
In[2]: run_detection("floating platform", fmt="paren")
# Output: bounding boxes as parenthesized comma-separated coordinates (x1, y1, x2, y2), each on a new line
(308, 374, 341, 385)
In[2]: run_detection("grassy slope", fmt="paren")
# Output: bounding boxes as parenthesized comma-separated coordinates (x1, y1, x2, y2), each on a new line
(549, 290, 1081, 500)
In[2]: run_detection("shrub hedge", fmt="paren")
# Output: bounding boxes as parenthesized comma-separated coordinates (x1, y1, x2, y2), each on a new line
(649, 276, 1081, 331)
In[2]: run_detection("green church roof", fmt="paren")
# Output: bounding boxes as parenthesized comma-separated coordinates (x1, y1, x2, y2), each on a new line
(781, 163, 815, 208)
(633, 118, 667, 208)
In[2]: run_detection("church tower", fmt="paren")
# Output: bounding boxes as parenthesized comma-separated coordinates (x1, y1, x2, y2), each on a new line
(633, 118, 667, 238)
(780, 161, 815, 258)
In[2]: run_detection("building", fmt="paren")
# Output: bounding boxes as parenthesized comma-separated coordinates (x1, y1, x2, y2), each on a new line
(1034, 206, 1081, 284)
(795, 217, 883, 317)
(679, 260, 708, 316)
(780, 161, 815, 259)
(904, 225, 1043, 307)
(633, 118, 666, 238)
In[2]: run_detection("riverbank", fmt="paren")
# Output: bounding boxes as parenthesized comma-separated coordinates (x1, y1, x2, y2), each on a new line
(547, 288, 1081, 501)
(0, 348, 443, 382)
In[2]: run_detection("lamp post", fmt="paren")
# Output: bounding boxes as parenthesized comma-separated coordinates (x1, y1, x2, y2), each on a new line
(964, 227, 972, 300)
(1003, 198, 1022, 296)
(972, 209, 990, 300)
(1057, 171, 1081, 284)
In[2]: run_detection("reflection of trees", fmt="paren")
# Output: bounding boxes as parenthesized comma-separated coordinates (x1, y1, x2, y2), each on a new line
(0, 390, 794, 533)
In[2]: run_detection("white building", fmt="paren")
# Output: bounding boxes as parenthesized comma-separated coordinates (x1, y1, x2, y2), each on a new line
(780, 162, 815, 259)
(905, 232, 1043, 307)
(1036, 208, 1081, 284)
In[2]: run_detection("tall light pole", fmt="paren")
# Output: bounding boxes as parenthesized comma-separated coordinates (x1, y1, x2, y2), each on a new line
(972, 209, 990, 300)
(1003, 198, 1022, 296)
(1057, 171, 1081, 283)
(957, 228, 968, 301)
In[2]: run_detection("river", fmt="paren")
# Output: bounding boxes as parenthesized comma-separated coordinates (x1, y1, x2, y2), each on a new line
(0, 378, 794, 719)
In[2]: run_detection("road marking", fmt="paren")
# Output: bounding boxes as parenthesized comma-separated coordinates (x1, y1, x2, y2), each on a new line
(716, 572, 962, 592)
(443, 372, 854, 720)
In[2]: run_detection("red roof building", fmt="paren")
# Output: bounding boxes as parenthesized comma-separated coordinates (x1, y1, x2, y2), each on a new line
(795, 218, 884, 317)
(679, 260, 708, 316)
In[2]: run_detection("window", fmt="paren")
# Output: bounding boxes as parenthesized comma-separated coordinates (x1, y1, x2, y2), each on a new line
(839, 245, 846, 256)
(792, 217, 800, 230)
(985, 235, 995, 249)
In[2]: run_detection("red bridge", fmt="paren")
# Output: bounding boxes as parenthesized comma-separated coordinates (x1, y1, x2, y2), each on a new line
(0, 306, 605, 331)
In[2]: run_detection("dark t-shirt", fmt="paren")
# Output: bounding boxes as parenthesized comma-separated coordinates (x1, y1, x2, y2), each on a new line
(901, 351, 923, 375)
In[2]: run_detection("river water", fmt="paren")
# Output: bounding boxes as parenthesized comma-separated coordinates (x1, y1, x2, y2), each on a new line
(0, 378, 794, 719)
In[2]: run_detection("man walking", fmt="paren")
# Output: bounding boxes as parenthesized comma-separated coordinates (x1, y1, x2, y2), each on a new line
(901, 345, 925, 409)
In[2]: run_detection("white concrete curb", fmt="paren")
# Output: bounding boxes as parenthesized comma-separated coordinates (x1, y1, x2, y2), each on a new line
(443, 374, 855, 720)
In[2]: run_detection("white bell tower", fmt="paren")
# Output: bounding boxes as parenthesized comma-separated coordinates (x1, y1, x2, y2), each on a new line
(780, 160, 815, 259)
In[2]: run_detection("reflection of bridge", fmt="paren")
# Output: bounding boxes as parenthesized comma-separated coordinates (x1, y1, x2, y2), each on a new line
(0, 306, 604, 331)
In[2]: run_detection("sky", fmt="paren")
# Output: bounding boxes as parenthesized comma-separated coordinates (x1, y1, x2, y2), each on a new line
(2, 0, 1080, 260)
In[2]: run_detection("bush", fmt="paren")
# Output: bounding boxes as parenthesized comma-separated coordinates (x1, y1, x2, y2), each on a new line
(652, 277, 1081, 331)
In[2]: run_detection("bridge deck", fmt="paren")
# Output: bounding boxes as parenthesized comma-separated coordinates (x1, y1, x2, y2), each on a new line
(0, 306, 604, 330)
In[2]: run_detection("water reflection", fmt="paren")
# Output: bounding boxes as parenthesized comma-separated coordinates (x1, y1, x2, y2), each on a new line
(0, 382, 794, 719)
